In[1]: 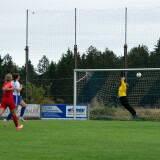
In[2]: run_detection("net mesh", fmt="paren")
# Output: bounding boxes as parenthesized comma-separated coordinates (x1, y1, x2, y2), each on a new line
(28, 9, 160, 68)
(28, 10, 75, 66)
(26, 8, 160, 108)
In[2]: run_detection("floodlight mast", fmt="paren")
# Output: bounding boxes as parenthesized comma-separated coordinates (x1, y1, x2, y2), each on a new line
(73, 70, 77, 120)
(124, 7, 128, 81)
(73, 8, 77, 120)
(25, 9, 29, 104)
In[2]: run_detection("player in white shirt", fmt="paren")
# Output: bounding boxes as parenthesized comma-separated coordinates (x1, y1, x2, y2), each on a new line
(4, 73, 27, 126)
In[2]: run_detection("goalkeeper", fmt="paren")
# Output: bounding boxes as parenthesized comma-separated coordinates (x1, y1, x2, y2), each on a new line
(118, 76, 137, 118)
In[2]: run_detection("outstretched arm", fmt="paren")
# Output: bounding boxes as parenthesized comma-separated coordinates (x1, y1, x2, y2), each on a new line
(121, 77, 126, 87)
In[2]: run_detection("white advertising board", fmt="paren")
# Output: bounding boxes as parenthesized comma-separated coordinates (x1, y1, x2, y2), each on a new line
(1, 104, 40, 118)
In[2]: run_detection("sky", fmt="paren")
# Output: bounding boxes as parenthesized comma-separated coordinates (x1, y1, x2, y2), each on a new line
(1, 0, 160, 67)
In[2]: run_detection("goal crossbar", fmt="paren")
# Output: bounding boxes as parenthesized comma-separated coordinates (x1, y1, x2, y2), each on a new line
(74, 68, 160, 72)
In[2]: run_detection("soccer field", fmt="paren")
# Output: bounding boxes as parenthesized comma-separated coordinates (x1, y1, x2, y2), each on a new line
(0, 120, 160, 160)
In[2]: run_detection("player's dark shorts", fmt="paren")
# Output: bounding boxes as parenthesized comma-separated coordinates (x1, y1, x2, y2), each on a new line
(0, 98, 16, 110)
(13, 95, 22, 107)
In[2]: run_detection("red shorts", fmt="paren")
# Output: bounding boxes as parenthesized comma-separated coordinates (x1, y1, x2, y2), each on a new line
(0, 98, 16, 110)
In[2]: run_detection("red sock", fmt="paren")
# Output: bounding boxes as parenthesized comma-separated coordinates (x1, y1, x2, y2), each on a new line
(12, 115, 18, 127)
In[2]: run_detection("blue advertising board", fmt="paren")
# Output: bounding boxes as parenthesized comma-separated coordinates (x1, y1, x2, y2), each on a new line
(41, 104, 88, 120)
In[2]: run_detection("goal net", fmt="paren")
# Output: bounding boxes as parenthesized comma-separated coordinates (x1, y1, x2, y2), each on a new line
(74, 68, 160, 121)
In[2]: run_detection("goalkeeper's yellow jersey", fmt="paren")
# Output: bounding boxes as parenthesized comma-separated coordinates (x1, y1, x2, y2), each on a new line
(118, 79, 126, 97)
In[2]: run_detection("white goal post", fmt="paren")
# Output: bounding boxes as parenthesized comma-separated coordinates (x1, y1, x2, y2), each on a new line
(74, 68, 160, 120)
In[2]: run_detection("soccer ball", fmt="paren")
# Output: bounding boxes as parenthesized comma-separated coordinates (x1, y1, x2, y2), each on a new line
(136, 72, 141, 78)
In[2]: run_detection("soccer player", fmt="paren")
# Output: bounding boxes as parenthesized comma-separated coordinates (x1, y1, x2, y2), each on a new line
(118, 76, 138, 119)
(0, 74, 23, 131)
(4, 73, 27, 126)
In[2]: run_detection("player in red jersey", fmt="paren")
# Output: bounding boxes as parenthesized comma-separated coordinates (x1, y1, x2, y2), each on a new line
(0, 74, 23, 131)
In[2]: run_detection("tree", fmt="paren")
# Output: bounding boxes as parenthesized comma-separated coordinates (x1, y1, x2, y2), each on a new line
(84, 46, 101, 69)
(154, 38, 160, 54)
(150, 38, 160, 67)
(37, 55, 50, 74)
(2, 54, 15, 74)
(56, 48, 74, 103)
(56, 48, 74, 78)
(46, 61, 56, 80)
(98, 48, 118, 69)
(79, 46, 120, 69)
(20, 60, 37, 81)
(127, 45, 149, 68)
(23, 82, 55, 104)
(0, 55, 3, 77)
(46, 61, 56, 99)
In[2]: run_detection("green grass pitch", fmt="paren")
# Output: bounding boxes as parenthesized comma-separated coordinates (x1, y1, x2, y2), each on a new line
(0, 120, 160, 160)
